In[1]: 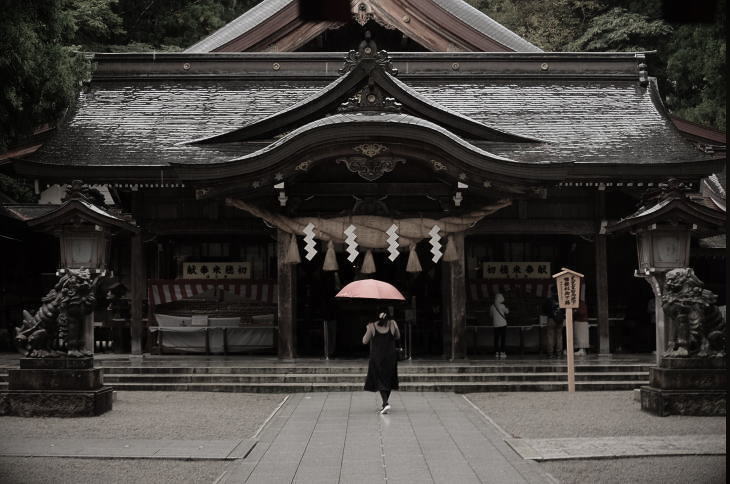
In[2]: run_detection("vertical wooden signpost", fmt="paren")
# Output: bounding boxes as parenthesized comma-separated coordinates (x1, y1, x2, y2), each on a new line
(552, 268, 584, 393)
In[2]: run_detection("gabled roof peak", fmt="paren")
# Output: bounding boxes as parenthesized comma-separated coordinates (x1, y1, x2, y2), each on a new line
(186, 0, 542, 53)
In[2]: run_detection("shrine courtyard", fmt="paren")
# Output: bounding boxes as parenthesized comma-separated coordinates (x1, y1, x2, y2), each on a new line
(0, 356, 724, 484)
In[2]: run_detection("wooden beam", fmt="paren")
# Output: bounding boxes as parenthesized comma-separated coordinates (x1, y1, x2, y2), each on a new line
(277, 229, 297, 360)
(130, 232, 144, 355)
(288, 182, 452, 196)
(469, 219, 596, 235)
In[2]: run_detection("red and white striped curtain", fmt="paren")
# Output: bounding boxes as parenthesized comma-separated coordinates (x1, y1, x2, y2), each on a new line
(468, 280, 586, 303)
(148, 279, 278, 306)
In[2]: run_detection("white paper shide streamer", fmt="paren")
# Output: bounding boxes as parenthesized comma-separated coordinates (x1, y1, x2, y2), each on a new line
(303, 223, 317, 261)
(344, 224, 358, 262)
(429, 225, 442, 262)
(386, 224, 399, 261)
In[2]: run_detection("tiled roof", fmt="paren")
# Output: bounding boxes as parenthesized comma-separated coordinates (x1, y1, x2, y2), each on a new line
(1, 204, 58, 221)
(24, 77, 712, 169)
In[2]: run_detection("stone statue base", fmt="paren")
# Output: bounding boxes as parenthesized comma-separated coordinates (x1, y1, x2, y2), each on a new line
(640, 357, 726, 416)
(0, 357, 112, 417)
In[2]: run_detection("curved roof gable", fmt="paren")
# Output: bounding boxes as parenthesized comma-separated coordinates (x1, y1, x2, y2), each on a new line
(190, 47, 541, 145)
(185, 0, 542, 53)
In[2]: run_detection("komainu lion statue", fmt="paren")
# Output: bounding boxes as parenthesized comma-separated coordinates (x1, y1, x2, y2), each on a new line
(662, 268, 726, 358)
(15, 268, 99, 358)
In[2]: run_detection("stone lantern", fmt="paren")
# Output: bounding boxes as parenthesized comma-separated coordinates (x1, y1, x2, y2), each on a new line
(0, 181, 138, 417)
(607, 180, 726, 416)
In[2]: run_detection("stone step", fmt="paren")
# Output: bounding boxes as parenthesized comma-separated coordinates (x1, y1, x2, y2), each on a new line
(102, 371, 648, 384)
(105, 380, 648, 393)
(98, 364, 652, 375)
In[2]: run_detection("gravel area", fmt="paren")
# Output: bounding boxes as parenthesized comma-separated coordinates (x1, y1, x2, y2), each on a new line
(467, 391, 726, 484)
(0, 457, 223, 484)
(0, 391, 285, 440)
(542, 456, 726, 484)
(0, 391, 286, 484)
(466, 391, 726, 438)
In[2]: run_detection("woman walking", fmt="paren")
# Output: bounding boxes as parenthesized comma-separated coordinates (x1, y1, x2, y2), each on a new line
(363, 309, 401, 414)
(491, 293, 509, 359)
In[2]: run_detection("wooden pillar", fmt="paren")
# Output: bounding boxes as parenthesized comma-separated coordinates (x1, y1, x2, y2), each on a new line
(130, 232, 144, 355)
(594, 190, 610, 354)
(277, 229, 297, 360)
(595, 234, 610, 354)
(442, 232, 466, 360)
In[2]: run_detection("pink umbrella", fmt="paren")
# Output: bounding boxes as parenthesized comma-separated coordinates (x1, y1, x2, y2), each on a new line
(335, 279, 405, 301)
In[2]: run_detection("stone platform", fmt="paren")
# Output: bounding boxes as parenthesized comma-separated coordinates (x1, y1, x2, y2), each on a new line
(640, 357, 726, 416)
(0, 357, 113, 417)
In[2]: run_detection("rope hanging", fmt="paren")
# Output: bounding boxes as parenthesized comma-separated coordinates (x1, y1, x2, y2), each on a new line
(322, 240, 339, 271)
(406, 243, 422, 273)
(361, 249, 376, 274)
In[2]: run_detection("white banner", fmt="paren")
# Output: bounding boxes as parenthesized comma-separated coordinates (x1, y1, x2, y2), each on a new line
(182, 262, 251, 279)
(482, 261, 551, 279)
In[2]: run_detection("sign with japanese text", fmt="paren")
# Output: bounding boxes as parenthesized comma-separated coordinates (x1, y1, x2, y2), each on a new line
(552, 268, 583, 309)
(483, 262, 551, 279)
(182, 262, 251, 279)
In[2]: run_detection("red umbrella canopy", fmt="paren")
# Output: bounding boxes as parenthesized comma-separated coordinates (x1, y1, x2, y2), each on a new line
(335, 279, 405, 301)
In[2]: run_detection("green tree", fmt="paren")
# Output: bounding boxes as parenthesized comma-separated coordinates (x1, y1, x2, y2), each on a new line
(0, 0, 122, 152)
(568, 7, 672, 51)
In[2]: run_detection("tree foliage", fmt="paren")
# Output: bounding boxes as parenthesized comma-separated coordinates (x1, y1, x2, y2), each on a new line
(478, 0, 726, 131)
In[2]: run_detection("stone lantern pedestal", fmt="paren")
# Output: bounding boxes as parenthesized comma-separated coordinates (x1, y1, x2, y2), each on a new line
(641, 357, 726, 416)
(0, 358, 113, 417)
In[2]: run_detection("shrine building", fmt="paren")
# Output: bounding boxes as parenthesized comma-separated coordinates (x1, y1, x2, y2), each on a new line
(1, 0, 725, 359)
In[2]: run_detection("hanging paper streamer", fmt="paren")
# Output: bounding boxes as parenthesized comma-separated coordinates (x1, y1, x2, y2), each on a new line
(344, 224, 358, 262)
(386, 224, 399, 261)
(429, 225, 442, 262)
(443, 234, 459, 262)
(303, 223, 317, 260)
(322, 240, 339, 271)
(285, 233, 301, 264)
(361, 249, 376, 274)
(406, 243, 422, 273)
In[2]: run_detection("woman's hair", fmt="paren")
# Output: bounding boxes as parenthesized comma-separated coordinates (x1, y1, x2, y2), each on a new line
(376, 308, 389, 326)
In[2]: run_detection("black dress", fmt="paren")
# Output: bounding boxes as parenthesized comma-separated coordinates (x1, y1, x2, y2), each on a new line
(364, 324, 399, 392)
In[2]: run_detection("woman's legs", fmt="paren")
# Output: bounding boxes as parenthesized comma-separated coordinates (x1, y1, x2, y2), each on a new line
(379, 390, 390, 407)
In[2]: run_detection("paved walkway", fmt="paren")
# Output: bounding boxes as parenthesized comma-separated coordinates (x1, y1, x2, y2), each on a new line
(218, 391, 553, 484)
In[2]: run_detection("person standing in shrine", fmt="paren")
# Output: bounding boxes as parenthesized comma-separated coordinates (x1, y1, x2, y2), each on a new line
(543, 290, 565, 358)
(363, 309, 401, 414)
(491, 293, 509, 358)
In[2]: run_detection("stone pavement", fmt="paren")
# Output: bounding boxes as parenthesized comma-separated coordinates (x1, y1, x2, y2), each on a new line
(217, 391, 554, 484)
(506, 435, 726, 461)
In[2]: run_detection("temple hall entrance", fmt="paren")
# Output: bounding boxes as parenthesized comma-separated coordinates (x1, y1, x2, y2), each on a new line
(296, 240, 443, 358)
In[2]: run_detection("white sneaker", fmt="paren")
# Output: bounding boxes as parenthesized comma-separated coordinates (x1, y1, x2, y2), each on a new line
(501, 352, 507, 359)
(380, 404, 391, 415)
(575, 349, 586, 356)
(495, 352, 500, 358)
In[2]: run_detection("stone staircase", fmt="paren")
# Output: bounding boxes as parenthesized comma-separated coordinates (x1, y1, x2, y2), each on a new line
(0, 358, 652, 393)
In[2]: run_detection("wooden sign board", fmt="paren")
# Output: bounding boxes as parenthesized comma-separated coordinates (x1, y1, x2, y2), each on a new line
(483, 261, 551, 279)
(552, 267, 584, 393)
(553, 268, 584, 309)
(182, 262, 251, 279)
